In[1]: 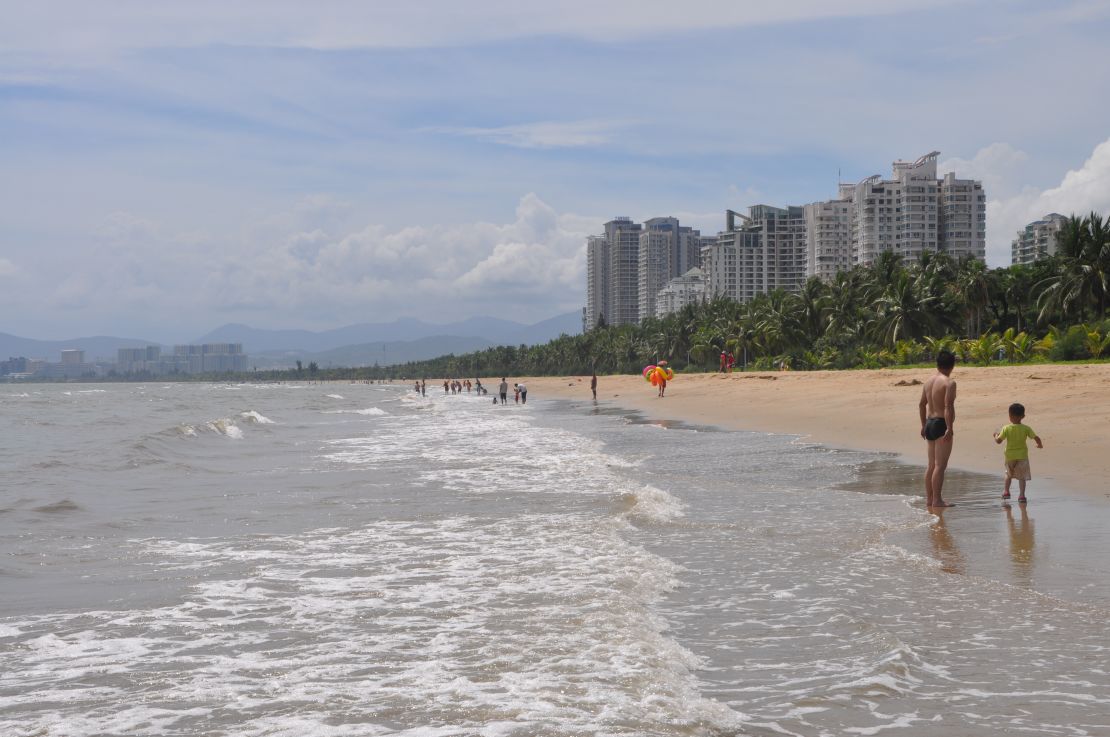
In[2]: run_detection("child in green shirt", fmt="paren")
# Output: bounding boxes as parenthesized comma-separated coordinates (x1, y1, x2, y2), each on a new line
(993, 402, 1043, 503)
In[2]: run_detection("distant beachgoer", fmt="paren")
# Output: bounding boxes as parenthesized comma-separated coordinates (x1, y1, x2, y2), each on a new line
(590, 373, 597, 400)
(475, 378, 484, 395)
(719, 352, 727, 372)
(414, 380, 420, 393)
(443, 379, 449, 394)
(513, 383, 520, 403)
(920, 350, 957, 508)
(994, 402, 1043, 504)
(657, 373, 666, 397)
(420, 379, 426, 397)
(726, 352, 735, 373)
(518, 382, 527, 404)
(499, 378, 509, 405)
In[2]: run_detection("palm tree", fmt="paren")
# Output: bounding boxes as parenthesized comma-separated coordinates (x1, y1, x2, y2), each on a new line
(956, 256, 990, 337)
(825, 267, 875, 348)
(796, 277, 831, 345)
(1038, 213, 1110, 323)
(872, 271, 938, 347)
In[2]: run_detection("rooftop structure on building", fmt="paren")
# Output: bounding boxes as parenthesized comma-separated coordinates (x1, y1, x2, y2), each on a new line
(1012, 213, 1067, 265)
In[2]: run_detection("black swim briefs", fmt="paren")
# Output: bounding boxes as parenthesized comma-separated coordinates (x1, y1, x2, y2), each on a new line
(924, 416, 948, 441)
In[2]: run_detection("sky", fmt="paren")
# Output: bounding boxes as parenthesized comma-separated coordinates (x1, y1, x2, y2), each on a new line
(2, 0, 1110, 342)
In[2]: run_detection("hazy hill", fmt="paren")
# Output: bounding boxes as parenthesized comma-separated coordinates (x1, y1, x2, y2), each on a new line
(2, 311, 581, 369)
(0, 332, 159, 362)
(248, 335, 498, 370)
(193, 312, 581, 354)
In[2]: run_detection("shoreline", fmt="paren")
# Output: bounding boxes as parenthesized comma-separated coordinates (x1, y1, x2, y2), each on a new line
(518, 364, 1110, 502)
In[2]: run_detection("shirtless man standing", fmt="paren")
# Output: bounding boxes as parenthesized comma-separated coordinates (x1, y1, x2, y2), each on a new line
(919, 350, 957, 507)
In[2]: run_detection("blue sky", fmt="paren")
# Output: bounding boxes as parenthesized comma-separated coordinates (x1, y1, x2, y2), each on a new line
(2, 0, 1110, 341)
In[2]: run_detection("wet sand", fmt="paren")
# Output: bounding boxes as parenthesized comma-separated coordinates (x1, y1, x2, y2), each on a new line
(520, 363, 1110, 501)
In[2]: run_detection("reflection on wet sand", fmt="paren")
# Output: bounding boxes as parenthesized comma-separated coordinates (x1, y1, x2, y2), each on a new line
(1004, 503, 1035, 587)
(928, 507, 964, 574)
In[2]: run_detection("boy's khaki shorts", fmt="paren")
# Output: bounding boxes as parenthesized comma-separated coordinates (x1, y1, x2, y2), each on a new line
(1005, 459, 1032, 482)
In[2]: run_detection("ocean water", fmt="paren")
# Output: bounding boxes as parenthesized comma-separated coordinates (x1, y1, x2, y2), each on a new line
(1, 383, 1108, 736)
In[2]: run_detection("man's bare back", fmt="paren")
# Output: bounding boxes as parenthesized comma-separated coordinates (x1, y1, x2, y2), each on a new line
(920, 351, 957, 507)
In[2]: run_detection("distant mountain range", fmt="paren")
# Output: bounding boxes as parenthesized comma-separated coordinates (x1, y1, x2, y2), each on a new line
(191, 312, 581, 354)
(0, 312, 582, 368)
(249, 335, 499, 370)
(0, 333, 158, 363)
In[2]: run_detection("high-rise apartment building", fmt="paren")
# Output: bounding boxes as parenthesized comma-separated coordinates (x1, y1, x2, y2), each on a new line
(751, 205, 807, 297)
(586, 216, 705, 328)
(938, 170, 987, 261)
(701, 205, 807, 303)
(585, 235, 609, 329)
(605, 217, 643, 327)
(1012, 213, 1067, 265)
(584, 218, 641, 329)
(814, 152, 985, 272)
(701, 218, 742, 302)
(588, 151, 986, 316)
(804, 191, 853, 281)
(637, 217, 703, 321)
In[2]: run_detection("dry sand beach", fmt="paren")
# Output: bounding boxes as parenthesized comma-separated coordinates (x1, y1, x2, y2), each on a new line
(522, 363, 1110, 500)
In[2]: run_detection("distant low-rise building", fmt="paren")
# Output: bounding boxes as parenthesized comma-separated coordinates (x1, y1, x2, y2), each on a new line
(114, 343, 248, 375)
(38, 358, 99, 379)
(1, 356, 29, 376)
(1012, 213, 1067, 265)
(117, 346, 163, 374)
(655, 267, 707, 317)
(60, 349, 85, 365)
(171, 343, 249, 374)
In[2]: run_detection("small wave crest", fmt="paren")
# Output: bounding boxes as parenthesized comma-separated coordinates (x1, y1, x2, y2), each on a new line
(620, 485, 686, 524)
(325, 394, 344, 399)
(323, 407, 387, 416)
(206, 419, 243, 439)
(239, 410, 275, 425)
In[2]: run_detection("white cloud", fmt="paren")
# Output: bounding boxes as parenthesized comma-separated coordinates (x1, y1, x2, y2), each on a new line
(427, 120, 628, 149)
(16, 194, 597, 335)
(0, 258, 19, 278)
(940, 143, 1029, 200)
(969, 138, 1110, 265)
